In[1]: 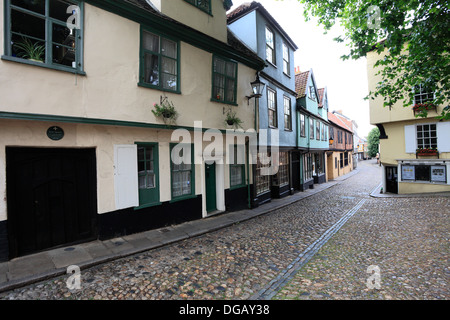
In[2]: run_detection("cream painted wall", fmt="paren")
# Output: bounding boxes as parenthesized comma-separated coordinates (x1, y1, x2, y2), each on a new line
(380, 120, 450, 166)
(326, 151, 353, 180)
(367, 50, 446, 125)
(158, 0, 228, 43)
(0, 3, 257, 131)
(0, 119, 254, 221)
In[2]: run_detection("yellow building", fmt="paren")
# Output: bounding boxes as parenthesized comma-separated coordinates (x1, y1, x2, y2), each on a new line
(0, 0, 265, 260)
(367, 48, 450, 194)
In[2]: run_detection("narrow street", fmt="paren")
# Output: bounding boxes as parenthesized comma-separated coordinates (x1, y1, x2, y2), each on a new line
(0, 160, 448, 300)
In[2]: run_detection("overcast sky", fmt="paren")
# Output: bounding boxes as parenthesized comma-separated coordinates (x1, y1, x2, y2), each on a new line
(228, 0, 375, 138)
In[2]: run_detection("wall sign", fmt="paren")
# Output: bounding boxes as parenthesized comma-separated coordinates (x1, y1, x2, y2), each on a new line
(431, 166, 446, 182)
(401, 165, 415, 180)
(47, 126, 64, 141)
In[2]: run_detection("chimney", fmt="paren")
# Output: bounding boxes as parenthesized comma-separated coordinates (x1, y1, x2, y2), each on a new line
(295, 66, 301, 74)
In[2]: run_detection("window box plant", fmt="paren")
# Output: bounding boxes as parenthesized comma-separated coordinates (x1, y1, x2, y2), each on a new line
(224, 110, 243, 129)
(13, 37, 45, 62)
(151, 97, 178, 124)
(416, 147, 438, 157)
(412, 102, 437, 117)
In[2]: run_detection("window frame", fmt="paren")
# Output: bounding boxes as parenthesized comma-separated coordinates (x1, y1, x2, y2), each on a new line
(211, 55, 238, 105)
(267, 87, 277, 128)
(416, 123, 437, 149)
(316, 121, 320, 141)
(265, 26, 275, 65)
(229, 144, 246, 189)
(170, 143, 196, 202)
(300, 113, 306, 137)
(135, 142, 161, 209)
(256, 152, 271, 195)
(413, 84, 435, 105)
(310, 118, 315, 140)
(273, 151, 289, 187)
(183, 0, 212, 15)
(282, 42, 290, 76)
(283, 95, 292, 131)
(3, 0, 85, 74)
(139, 26, 180, 93)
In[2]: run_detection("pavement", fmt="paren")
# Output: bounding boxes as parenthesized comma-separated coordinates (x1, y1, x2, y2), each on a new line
(0, 168, 360, 294)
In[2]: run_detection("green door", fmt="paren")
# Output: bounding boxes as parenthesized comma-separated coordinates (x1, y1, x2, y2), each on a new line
(205, 162, 216, 213)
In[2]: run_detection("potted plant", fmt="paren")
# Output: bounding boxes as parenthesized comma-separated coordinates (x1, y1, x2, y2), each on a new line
(224, 110, 243, 129)
(416, 147, 438, 156)
(13, 37, 45, 62)
(152, 98, 178, 124)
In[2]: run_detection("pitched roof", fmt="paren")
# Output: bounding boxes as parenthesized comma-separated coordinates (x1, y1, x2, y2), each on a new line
(227, 1, 298, 50)
(327, 111, 353, 133)
(295, 70, 310, 97)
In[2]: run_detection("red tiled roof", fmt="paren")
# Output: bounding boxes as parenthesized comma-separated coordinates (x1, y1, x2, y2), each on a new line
(317, 88, 325, 108)
(328, 112, 353, 133)
(295, 71, 309, 97)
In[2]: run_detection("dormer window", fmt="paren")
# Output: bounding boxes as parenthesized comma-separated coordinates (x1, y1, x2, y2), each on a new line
(309, 86, 316, 101)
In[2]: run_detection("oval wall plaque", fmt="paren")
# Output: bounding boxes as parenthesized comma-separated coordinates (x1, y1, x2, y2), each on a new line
(47, 126, 64, 141)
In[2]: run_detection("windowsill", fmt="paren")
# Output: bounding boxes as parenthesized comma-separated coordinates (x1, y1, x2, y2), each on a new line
(399, 180, 447, 185)
(210, 98, 238, 106)
(134, 201, 162, 210)
(284, 129, 293, 132)
(169, 194, 197, 203)
(138, 81, 181, 94)
(230, 184, 247, 191)
(268, 125, 278, 129)
(266, 60, 277, 68)
(1, 55, 86, 75)
(283, 72, 291, 78)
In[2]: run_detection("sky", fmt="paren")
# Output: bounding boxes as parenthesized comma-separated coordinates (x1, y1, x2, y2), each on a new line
(228, 0, 375, 138)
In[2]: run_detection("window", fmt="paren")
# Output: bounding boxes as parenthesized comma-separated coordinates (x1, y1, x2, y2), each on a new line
(268, 88, 277, 127)
(284, 96, 292, 131)
(282, 42, 290, 75)
(4, 0, 83, 72)
(274, 152, 289, 186)
(265, 27, 275, 65)
(230, 145, 245, 188)
(184, 0, 211, 14)
(402, 164, 447, 183)
(417, 124, 437, 149)
(340, 153, 344, 168)
(335, 157, 337, 169)
(256, 152, 271, 195)
(329, 127, 334, 142)
(140, 28, 179, 92)
(414, 84, 434, 105)
(309, 86, 316, 101)
(300, 114, 306, 137)
(310, 119, 315, 140)
(344, 152, 349, 166)
(304, 153, 313, 181)
(316, 121, 320, 140)
(137, 143, 159, 206)
(170, 144, 195, 200)
(212, 56, 238, 104)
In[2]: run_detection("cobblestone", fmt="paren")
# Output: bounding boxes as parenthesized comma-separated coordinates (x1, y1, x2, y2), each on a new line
(0, 160, 448, 300)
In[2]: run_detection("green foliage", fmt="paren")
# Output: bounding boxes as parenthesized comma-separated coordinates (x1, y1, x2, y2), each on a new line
(297, 0, 450, 119)
(367, 127, 380, 158)
(151, 98, 178, 124)
(224, 110, 243, 129)
(14, 37, 45, 61)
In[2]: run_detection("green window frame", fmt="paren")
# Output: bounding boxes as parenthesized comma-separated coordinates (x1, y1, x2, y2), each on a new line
(184, 0, 212, 15)
(136, 142, 160, 209)
(229, 145, 246, 189)
(139, 26, 180, 93)
(3, 0, 84, 74)
(170, 143, 195, 202)
(211, 55, 238, 105)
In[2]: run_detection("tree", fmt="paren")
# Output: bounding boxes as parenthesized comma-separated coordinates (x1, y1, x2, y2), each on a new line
(367, 127, 380, 158)
(297, 0, 450, 119)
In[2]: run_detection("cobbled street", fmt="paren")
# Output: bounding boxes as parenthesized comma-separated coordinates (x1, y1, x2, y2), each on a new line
(0, 160, 448, 300)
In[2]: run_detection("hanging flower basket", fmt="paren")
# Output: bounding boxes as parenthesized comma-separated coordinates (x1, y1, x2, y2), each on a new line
(151, 97, 178, 124)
